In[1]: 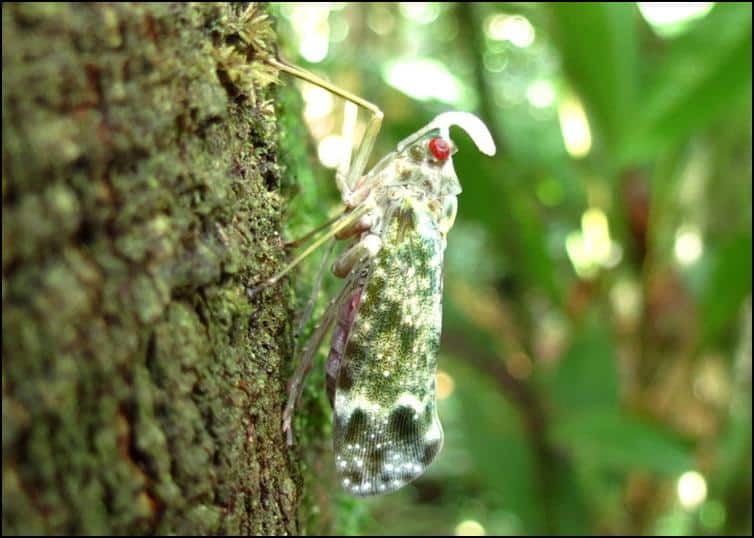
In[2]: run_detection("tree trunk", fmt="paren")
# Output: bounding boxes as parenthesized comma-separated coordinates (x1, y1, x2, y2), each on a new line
(2, 3, 307, 534)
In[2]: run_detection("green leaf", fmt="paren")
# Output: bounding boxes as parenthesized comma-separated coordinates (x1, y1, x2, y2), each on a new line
(701, 231, 753, 346)
(710, 394, 752, 495)
(552, 409, 693, 476)
(548, 459, 592, 535)
(547, 3, 639, 151)
(543, 311, 620, 413)
(621, 3, 753, 163)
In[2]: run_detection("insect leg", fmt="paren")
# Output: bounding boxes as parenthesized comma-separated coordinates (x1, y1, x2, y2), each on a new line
(292, 238, 336, 344)
(247, 203, 370, 297)
(285, 202, 374, 250)
(284, 209, 347, 249)
(283, 278, 355, 445)
(267, 57, 384, 203)
(331, 233, 381, 278)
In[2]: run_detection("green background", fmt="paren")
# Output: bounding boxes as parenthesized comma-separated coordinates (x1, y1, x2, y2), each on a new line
(274, 3, 751, 536)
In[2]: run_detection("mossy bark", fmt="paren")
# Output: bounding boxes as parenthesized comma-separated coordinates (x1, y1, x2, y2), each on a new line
(2, 3, 308, 534)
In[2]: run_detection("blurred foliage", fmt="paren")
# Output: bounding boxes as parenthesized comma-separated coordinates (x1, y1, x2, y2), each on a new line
(272, 2, 751, 536)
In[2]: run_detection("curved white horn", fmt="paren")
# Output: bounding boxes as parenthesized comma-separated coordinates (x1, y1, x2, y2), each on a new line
(430, 112, 496, 156)
(398, 112, 496, 156)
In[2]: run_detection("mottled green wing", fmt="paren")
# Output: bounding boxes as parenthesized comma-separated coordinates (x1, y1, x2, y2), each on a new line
(333, 196, 445, 496)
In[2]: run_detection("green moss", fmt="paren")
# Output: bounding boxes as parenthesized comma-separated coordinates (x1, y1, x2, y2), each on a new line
(2, 3, 306, 535)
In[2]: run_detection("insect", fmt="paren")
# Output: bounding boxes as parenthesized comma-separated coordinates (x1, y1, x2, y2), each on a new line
(258, 55, 496, 496)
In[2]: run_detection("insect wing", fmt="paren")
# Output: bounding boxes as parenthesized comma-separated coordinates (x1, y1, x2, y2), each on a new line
(332, 197, 445, 496)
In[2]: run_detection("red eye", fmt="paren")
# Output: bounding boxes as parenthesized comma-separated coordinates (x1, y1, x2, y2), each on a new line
(429, 137, 451, 161)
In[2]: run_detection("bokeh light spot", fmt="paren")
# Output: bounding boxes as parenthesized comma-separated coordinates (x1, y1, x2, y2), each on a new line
(486, 14, 535, 47)
(399, 2, 440, 25)
(302, 85, 334, 121)
(558, 97, 592, 158)
(638, 3, 715, 37)
(436, 370, 455, 400)
(318, 134, 346, 169)
(455, 519, 486, 536)
(383, 59, 470, 106)
(674, 225, 703, 266)
(527, 80, 555, 109)
(677, 471, 708, 510)
(566, 208, 622, 279)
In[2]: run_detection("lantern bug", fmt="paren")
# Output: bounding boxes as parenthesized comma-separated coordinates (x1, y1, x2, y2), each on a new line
(256, 55, 496, 496)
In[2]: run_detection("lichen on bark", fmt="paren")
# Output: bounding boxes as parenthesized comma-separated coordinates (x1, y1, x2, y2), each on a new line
(2, 3, 311, 534)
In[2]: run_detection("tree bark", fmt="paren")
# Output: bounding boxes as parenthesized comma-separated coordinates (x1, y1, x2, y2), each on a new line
(2, 3, 305, 534)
